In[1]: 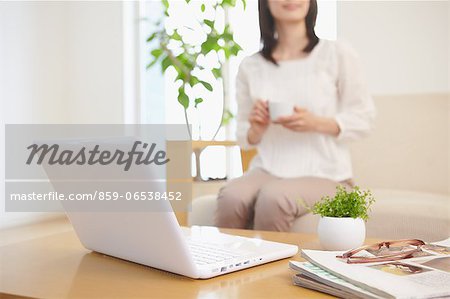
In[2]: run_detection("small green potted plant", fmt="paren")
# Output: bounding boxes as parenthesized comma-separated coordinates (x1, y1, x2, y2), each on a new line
(309, 185, 375, 251)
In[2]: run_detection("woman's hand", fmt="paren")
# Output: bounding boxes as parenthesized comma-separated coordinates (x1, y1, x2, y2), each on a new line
(247, 99, 270, 145)
(275, 106, 341, 136)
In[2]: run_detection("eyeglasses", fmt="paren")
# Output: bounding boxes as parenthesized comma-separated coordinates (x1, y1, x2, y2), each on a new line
(337, 239, 426, 264)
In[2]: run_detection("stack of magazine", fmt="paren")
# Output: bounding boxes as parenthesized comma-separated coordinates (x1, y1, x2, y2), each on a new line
(289, 238, 450, 298)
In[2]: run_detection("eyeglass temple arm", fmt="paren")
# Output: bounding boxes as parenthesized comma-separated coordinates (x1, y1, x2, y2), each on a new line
(385, 239, 425, 247)
(338, 239, 425, 259)
(345, 251, 417, 264)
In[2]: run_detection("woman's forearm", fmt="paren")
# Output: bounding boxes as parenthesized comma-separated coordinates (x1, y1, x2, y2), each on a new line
(247, 126, 265, 145)
(314, 116, 341, 137)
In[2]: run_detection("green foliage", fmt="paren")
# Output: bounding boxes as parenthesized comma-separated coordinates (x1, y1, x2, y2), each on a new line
(221, 109, 234, 126)
(177, 87, 189, 109)
(310, 186, 375, 221)
(194, 98, 204, 108)
(162, 0, 170, 16)
(199, 80, 213, 92)
(146, 0, 246, 138)
(211, 68, 221, 79)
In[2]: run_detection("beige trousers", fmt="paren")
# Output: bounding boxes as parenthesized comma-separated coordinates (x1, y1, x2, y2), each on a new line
(214, 168, 353, 232)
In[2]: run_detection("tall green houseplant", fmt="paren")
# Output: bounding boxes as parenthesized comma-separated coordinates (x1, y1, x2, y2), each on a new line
(146, 0, 246, 139)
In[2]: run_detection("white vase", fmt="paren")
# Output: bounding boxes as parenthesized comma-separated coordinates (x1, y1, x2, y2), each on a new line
(317, 216, 366, 251)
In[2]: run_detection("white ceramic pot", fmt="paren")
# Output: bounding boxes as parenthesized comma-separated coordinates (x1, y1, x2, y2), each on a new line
(318, 216, 366, 251)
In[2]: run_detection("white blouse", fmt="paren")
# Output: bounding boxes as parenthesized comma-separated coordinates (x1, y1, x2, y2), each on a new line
(235, 39, 376, 181)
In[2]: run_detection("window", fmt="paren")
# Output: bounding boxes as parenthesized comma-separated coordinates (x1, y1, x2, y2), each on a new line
(139, 0, 337, 180)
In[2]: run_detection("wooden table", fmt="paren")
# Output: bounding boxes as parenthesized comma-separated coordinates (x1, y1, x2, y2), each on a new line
(0, 219, 335, 299)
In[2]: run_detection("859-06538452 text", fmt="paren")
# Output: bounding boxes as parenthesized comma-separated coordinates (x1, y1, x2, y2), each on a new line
(9, 191, 183, 201)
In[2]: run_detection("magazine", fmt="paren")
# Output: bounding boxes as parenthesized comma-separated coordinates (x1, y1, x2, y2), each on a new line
(295, 238, 450, 299)
(290, 260, 384, 299)
(293, 273, 362, 299)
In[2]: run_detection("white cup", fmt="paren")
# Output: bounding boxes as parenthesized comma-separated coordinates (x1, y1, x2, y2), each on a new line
(268, 102, 294, 121)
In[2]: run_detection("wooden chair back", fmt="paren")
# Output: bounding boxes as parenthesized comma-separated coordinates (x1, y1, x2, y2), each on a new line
(240, 149, 257, 172)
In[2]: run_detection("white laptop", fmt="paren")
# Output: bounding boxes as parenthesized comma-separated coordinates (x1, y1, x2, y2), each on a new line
(64, 209, 298, 279)
(39, 138, 298, 279)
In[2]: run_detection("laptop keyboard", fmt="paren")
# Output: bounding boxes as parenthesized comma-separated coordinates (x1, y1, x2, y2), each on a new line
(187, 241, 243, 265)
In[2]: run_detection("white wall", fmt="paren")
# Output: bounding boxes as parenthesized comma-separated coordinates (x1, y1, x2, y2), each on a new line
(337, 1, 449, 194)
(0, 1, 134, 228)
(65, 1, 125, 124)
(0, 2, 69, 124)
(337, 1, 449, 95)
(0, 2, 69, 228)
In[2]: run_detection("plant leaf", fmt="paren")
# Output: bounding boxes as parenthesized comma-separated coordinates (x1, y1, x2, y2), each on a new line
(194, 98, 203, 108)
(162, 0, 169, 10)
(189, 75, 200, 87)
(146, 32, 157, 42)
(161, 56, 172, 72)
(199, 80, 213, 92)
(211, 68, 222, 79)
(175, 53, 194, 70)
(172, 30, 182, 41)
(204, 19, 214, 29)
(151, 48, 163, 59)
(201, 36, 220, 54)
(222, 0, 237, 8)
(221, 109, 234, 126)
(177, 88, 189, 109)
(175, 71, 186, 83)
(230, 43, 242, 56)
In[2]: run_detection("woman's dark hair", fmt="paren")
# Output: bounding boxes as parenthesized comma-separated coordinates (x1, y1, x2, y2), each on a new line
(258, 0, 319, 64)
